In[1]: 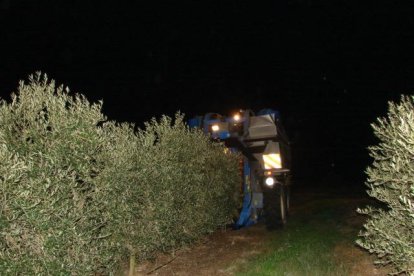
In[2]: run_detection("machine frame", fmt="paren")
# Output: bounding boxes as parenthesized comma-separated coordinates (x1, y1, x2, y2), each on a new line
(189, 109, 291, 229)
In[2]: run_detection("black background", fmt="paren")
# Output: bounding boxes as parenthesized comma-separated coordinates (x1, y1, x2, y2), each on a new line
(1, 1, 414, 187)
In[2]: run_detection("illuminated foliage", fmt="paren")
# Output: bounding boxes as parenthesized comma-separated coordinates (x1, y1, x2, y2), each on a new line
(357, 96, 414, 275)
(0, 73, 240, 275)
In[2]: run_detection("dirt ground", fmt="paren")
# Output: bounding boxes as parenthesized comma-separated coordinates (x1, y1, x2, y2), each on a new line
(133, 224, 271, 276)
(333, 201, 391, 276)
(333, 243, 390, 276)
(129, 189, 392, 276)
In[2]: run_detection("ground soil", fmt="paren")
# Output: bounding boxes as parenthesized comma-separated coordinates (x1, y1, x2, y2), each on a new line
(132, 224, 271, 276)
(333, 199, 391, 276)
(333, 243, 390, 276)
(128, 187, 392, 276)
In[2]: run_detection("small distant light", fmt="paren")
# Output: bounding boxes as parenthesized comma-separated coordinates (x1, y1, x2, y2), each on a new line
(211, 124, 220, 132)
(265, 177, 275, 186)
(265, 171, 272, 176)
(233, 113, 241, 121)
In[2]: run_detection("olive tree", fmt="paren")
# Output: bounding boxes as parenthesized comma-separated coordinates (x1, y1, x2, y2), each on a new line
(357, 95, 414, 275)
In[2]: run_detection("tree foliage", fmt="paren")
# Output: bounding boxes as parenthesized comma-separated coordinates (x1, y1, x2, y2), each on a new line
(357, 95, 414, 275)
(0, 73, 240, 275)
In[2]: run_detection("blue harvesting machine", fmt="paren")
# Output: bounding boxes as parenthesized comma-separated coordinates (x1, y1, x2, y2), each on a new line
(189, 109, 292, 229)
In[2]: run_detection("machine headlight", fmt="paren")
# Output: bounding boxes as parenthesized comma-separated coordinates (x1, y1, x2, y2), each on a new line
(211, 124, 220, 132)
(233, 113, 241, 121)
(265, 176, 275, 187)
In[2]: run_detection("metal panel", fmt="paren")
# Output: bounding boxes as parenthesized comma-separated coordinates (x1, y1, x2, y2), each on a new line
(246, 141, 266, 147)
(247, 114, 278, 140)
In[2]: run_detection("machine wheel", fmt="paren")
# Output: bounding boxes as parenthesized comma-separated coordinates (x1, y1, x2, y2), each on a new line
(285, 185, 291, 216)
(263, 184, 287, 229)
(279, 185, 287, 225)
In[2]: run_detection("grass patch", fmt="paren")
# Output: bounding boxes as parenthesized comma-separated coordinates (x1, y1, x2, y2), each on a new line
(236, 199, 357, 276)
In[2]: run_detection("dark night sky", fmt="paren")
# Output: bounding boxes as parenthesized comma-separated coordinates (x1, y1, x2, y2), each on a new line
(1, 1, 414, 185)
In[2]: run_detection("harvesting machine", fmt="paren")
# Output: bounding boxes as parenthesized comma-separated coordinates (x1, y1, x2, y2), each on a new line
(189, 109, 291, 229)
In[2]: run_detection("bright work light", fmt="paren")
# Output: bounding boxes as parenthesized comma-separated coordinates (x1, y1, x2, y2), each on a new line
(211, 124, 220, 132)
(233, 113, 241, 121)
(265, 176, 275, 186)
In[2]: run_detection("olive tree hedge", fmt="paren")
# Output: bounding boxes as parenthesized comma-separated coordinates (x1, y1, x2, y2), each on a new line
(0, 73, 240, 275)
(357, 95, 414, 275)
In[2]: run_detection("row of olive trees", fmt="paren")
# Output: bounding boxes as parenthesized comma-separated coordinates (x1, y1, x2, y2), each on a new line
(358, 96, 414, 275)
(0, 73, 240, 275)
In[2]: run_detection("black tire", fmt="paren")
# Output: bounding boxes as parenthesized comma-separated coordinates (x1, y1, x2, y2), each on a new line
(263, 184, 287, 230)
(285, 175, 292, 215)
(280, 185, 287, 225)
(285, 184, 290, 216)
